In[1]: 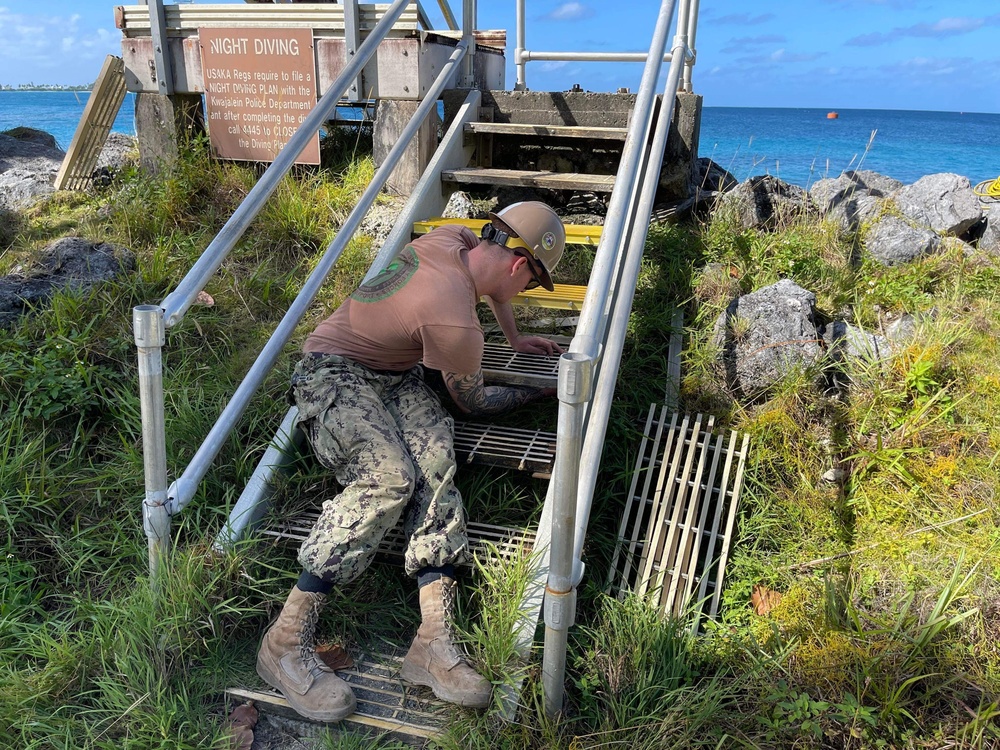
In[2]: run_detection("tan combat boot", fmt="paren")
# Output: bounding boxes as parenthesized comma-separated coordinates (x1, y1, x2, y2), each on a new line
(256, 586, 357, 721)
(399, 576, 492, 708)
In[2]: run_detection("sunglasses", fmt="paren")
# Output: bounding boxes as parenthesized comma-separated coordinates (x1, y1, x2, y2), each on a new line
(513, 249, 545, 291)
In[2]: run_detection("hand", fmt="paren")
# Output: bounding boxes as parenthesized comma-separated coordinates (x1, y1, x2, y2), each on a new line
(511, 335, 564, 356)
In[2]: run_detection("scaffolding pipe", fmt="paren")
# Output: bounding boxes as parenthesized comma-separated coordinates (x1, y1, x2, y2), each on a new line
(436, 0, 459, 32)
(158, 0, 412, 329)
(133, 305, 170, 584)
(165, 41, 469, 514)
(567, 0, 677, 363)
(573, 40, 687, 568)
(460, 0, 476, 87)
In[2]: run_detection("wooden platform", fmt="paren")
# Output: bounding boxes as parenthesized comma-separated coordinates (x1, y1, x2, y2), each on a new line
(464, 122, 628, 141)
(441, 168, 616, 193)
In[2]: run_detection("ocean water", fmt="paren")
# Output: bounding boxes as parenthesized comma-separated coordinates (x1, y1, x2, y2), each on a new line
(699, 107, 1000, 190)
(0, 90, 138, 151)
(2, 91, 997, 189)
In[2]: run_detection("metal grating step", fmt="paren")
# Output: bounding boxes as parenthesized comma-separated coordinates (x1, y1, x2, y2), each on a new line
(227, 645, 449, 746)
(481, 341, 559, 388)
(262, 515, 536, 567)
(441, 167, 616, 193)
(607, 405, 750, 622)
(453, 421, 556, 475)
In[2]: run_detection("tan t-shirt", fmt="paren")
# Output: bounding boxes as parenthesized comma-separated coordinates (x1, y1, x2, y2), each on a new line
(303, 224, 485, 374)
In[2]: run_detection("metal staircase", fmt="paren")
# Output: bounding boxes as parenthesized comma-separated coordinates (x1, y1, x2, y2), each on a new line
(129, 0, 726, 745)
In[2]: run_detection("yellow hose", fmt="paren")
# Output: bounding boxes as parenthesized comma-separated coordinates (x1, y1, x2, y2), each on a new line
(974, 177, 1000, 200)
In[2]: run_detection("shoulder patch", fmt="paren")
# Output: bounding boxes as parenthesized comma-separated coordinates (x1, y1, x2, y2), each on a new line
(351, 246, 419, 303)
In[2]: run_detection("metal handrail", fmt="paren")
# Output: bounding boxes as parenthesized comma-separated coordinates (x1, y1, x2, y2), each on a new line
(158, 0, 413, 328)
(166, 40, 469, 515)
(514, 0, 698, 92)
(135, 0, 455, 578)
(541, 0, 683, 715)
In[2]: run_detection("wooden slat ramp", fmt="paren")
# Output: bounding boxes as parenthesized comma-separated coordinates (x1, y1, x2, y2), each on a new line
(607, 405, 749, 621)
(54, 55, 128, 191)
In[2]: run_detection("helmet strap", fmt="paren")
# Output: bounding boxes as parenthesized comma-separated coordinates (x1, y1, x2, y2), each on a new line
(481, 222, 515, 249)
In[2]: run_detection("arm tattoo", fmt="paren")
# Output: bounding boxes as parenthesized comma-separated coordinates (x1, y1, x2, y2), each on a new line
(444, 370, 544, 416)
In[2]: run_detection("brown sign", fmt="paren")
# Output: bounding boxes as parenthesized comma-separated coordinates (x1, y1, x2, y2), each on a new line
(199, 28, 320, 164)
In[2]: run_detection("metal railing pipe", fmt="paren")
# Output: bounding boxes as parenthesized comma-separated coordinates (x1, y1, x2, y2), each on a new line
(521, 51, 675, 63)
(684, 0, 700, 91)
(159, 0, 412, 328)
(514, 0, 526, 90)
(436, 0, 459, 30)
(542, 351, 592, 716)
(460, 0, 476, 87)
(572, 41, 687, 568)
(134, 305, 170, 583)
(567, 0, 677, 362)
(165, 41, 469, 513)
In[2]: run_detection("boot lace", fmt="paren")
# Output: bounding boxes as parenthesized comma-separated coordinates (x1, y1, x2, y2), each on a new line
(298, 596, 332, 676)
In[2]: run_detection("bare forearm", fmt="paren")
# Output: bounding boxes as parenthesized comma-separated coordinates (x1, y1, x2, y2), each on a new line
(444, 371, 551, 416)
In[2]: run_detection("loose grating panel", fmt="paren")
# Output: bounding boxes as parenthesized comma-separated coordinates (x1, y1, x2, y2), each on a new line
(481, 341, 559, 387)
(263, 514, 536, 566)
(607, 405, 749, 622)
(227, 645, 448, 746)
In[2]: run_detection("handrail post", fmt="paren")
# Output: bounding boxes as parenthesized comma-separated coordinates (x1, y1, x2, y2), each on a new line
(543, 352, 593, 717)
(134, 305, 171, 584)
(514, 0, 526, 90)
(343, 0, 362, 101)
(460, 0, 477, 87)
(683, 0, 700, 91)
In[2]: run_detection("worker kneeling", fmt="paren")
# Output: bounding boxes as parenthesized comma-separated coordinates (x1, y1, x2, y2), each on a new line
(257, 202, 567, 720)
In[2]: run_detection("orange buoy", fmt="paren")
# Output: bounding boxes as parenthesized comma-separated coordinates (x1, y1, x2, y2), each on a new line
(827, 111, 839, 119)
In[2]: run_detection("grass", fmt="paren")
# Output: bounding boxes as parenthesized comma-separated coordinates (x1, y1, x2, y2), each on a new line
(2, 134, 1000, 749)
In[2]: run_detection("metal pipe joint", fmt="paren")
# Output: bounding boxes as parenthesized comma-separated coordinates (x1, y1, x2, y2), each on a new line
(557, 352, 593, 404)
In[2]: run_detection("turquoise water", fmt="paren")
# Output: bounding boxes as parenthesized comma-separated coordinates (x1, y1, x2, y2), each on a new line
(700, 107, 999, 189)
(0, 90, 138, 151)
(2, 92, 997, 189)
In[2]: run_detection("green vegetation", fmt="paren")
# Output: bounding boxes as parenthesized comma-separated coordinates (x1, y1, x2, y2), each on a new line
(1, 134, 998, 749)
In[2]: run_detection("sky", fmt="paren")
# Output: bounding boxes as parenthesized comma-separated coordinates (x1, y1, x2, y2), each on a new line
(1, 0, 998, 113)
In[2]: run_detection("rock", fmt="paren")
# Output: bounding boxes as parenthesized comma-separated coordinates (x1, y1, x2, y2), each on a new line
(713, 279, 823, 395)
(0, 237, 134, 328)
(822, 467, 846, 484)
(0, 129, 65, 209)
(715, 175, 814, 231)
(695, 157, 737, 193)
(978, 215, 1000, 254)
(892, 173, 982, 236)
(863, 215, 941, 266)
(442, 190, 482, 220)
(358, 195, 406, 248)
(823, 320, 890, 362)
(884, 313, 919, 344)
(809, 171, 895, 233)
(95, 132, 137, 172)
(842, 170, 903, 197)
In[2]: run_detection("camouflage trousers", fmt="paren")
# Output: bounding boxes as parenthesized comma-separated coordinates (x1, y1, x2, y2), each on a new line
(290, 352, 469, 584)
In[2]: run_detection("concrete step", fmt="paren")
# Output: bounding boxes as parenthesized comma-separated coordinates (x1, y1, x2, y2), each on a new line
(441, 167, 615, 193)
(464, 122, 628, 141)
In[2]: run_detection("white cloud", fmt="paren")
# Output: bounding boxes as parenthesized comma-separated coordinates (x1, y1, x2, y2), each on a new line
(0, 9, 119, 84)
(546, 3, 595, 22)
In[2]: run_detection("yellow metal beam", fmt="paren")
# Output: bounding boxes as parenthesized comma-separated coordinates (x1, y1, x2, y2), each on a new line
(413, 218, 602, 247)
(508, 283, 588, 310)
